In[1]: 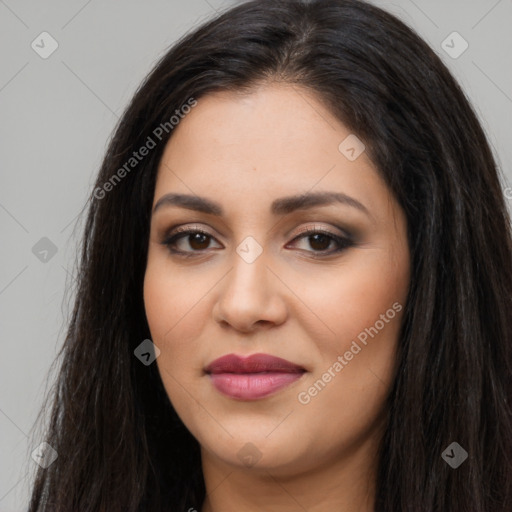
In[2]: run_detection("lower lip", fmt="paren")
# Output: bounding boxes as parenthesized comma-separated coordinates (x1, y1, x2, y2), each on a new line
(209, 372, 304, 400)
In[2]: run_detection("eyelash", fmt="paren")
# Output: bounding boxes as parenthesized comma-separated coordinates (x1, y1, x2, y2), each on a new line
(161, 226, 353, 259)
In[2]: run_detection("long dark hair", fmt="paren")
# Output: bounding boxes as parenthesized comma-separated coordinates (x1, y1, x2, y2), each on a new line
(27, 0, 512, 510)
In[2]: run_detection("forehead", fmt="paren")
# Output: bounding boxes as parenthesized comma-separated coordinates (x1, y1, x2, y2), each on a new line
(153, 83, 390, 217)
(159, 83, 347, 169)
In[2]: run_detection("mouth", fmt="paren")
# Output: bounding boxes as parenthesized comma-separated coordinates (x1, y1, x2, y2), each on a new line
(204, 353, 306, 400)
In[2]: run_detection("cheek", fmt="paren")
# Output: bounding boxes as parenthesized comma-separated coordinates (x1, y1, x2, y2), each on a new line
(143, 250, 218, 339)
(295, 302, 404, 457)
(298, 249, 408, 356)
(294, 250, 407, 423)
(143, 275, 216, 450)
(143, 260, 207, 376)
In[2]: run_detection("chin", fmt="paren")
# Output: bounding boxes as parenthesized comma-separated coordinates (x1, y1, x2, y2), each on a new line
(197, 425, 314, 474)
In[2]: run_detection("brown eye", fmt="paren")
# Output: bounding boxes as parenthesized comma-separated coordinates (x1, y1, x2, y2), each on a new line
(287, 229, 353, 256)
(162, 228, 222, 256)
(307, 233, 333, 251)
(188, 233, 211, 250)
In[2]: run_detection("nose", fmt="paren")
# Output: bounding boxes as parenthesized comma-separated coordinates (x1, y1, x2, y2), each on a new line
(212, 250, 288, 333)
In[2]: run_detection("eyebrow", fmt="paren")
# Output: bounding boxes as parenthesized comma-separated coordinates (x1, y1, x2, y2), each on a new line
(152, 191, 370, 217)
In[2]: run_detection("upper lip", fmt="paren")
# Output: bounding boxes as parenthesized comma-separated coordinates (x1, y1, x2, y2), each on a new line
(204, 353, 305, 374)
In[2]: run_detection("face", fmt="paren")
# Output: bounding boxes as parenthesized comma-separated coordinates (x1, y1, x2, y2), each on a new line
(143, 83, 410, 477)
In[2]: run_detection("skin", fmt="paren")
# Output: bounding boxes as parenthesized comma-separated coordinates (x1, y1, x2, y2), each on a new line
(143, 83, 410, 512)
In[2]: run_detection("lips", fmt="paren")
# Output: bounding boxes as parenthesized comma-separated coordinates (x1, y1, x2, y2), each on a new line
(205, 353, 306, 400)
(205, 353, 305, 374)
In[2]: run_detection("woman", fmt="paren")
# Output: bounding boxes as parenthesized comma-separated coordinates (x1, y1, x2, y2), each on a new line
(28, 0, 512, 510)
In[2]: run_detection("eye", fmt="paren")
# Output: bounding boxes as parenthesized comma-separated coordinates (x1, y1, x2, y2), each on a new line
(286, 227, 353, 256)
(161, 225, 353, 258)
(161, 228, 222, 257)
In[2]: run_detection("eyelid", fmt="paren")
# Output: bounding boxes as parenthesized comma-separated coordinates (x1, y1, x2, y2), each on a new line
(292, 223, 351, 239)
(166, 223, 221, 239)
(163, 224, 223, 246)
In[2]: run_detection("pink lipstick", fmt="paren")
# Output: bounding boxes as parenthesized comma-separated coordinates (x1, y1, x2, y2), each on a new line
(204, 353, 306, 400)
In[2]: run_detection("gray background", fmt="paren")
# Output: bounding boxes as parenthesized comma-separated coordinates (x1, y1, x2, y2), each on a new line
(0, 0, 511, 510)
